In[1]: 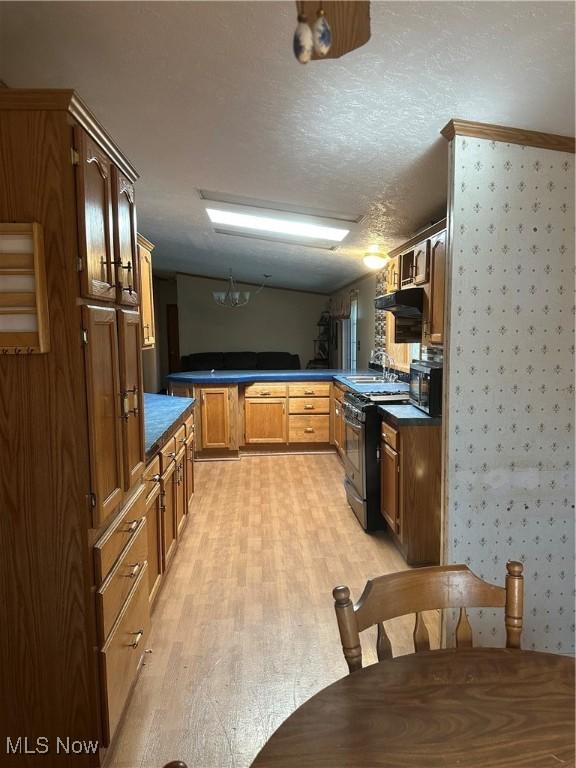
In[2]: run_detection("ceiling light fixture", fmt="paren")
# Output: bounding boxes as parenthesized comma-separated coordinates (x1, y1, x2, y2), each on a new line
(206, 208, 349, 243)
(212, 270, 271, 308)
(363, 245, 388, 270)
(201, 197, 357, 250)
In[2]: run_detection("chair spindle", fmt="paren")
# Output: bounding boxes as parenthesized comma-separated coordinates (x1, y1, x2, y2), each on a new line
(455, 607, 473, 647)
(376, 621, 393, 661)
(413, 612, 431, 652)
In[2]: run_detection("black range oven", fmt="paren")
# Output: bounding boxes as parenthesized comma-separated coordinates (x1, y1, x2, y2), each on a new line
(342, 390, 408, 531)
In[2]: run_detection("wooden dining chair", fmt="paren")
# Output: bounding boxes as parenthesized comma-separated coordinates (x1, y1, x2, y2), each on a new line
(333, 561, 523, 672)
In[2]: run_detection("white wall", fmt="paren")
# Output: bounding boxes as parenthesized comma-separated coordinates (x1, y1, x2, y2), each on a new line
(445, 136, 574, 653)
(330, 273, 377, 369)
(176, 274, 327, 368)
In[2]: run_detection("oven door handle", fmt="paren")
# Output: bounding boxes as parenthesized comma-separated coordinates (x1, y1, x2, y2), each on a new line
(343, 413, 361, 429)
(344, 478, 364, 504)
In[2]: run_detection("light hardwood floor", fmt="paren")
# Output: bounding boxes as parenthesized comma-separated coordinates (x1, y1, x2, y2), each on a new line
(108, 453, 439, 768)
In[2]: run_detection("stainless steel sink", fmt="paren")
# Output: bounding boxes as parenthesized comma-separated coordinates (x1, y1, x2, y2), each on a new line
(345, 375, 388, 383)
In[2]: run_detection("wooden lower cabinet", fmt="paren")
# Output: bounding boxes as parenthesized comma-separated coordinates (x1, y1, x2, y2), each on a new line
(145, 485, 163, 604)
(100, 564, 150, 745)
(200, 386, 230, 448)
(175, 447, 187, 536)
(97, 517, 147, 642)
(245, 398, 287, 443)
(185, 439, 194, 509)
(197, 385, 238, 451)
(161, 461, 177, 567)
(380, 441, 399, 535)
(289, 414, 329, 443)
(380, 419, 441, 566)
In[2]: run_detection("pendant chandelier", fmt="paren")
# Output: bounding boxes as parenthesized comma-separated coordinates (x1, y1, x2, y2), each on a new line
(212, 271, 271, 308)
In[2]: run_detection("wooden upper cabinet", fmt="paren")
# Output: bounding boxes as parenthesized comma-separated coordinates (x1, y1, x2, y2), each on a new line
(427, 231, 446, 345)
(386, 257, 399, 292)
(413, 240, 429, 285)
(82, 305, 124, 526)
(200, 387, 230, 449)
(112, 167, 139, 306)
(117, 309, 145, 492)
(137, 234, 155, 347)
(245, 398, 287, 444)
(75, 128, 116, 302)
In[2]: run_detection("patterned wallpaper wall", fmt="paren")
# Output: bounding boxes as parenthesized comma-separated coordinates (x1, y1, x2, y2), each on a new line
(445, 137, 575, 653)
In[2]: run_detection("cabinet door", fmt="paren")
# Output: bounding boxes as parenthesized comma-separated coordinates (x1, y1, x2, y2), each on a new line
(82, 306, 124, 526)
(428, 232, 446, 345)
(138, 238, 155, 347)
(161, 463, 177, 568)
(245, 398, 286, 443)
(386, 258, 399, 291)
(75, 128, 115, 302)
(185, 439, 194, 510)
(200, 388, 230, 448)
(413, 240, 430, 285)
(333, 399, 342, 452)
(380, 441, 400, 536)
(117, 309, 145, 491)
(112, 167, 139, 306)
(145, 487, 163, 605)
(175, 449, 187, 536)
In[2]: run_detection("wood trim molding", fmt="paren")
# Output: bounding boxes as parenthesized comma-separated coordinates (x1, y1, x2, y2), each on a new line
(441, 119, 575, 154)
(387, 218, 447, 259)
(0, 89, 139, 180)
(137, 233, 155, 251)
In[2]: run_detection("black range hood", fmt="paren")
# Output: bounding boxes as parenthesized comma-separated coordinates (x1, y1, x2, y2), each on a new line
(374, 287, 424, 318)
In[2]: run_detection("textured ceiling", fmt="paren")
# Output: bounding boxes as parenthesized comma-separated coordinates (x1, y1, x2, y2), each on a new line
(0, 1, 574, 292)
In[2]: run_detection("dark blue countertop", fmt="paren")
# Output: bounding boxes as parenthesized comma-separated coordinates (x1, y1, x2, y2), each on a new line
(167, 369, 409, 396)
(378, 404, 441, 427)
(144, 393, 195, 458)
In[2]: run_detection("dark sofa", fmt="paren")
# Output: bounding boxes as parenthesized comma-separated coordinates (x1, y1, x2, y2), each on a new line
(180, 351, 301, 371)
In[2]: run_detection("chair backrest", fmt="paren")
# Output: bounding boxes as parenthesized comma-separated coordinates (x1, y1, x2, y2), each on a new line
(333, 561, 523, 673)
(162, 762, 187, 768)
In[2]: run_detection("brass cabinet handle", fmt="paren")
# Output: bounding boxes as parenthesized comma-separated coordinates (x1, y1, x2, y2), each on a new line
(149, 473, 160, 483)
(130, 629, 144, 648)
(259, 391, 271, 396)
(304, 390, 315, 395)
(125, 519, 139, 533)
(304, 427, 314, 433)
(125, 563, 142, 578)
(121, 392, 130, 421)
(167, 451, 176, 459)
(304, 404, 314, 410)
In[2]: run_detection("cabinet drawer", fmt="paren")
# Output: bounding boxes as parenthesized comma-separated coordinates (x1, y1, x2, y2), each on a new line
(174, 424, 187, 452)
(185, 413, 194, 438)
(288, 382, 330, 398)
(100, 564, 150, 745)
(97, 518, 147, 642)
(289, 397, 330, 414)
(143, 456, 161, 503)
(289, 414, 329, 442)
(159, 436, 177, 473)
(95, 485, 146, 583)
(244, 383, 287, 398)
(381, 421, 399, 451)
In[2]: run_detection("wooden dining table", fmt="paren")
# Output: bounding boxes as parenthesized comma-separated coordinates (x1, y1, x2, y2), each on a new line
(251, 648, 575, 768)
